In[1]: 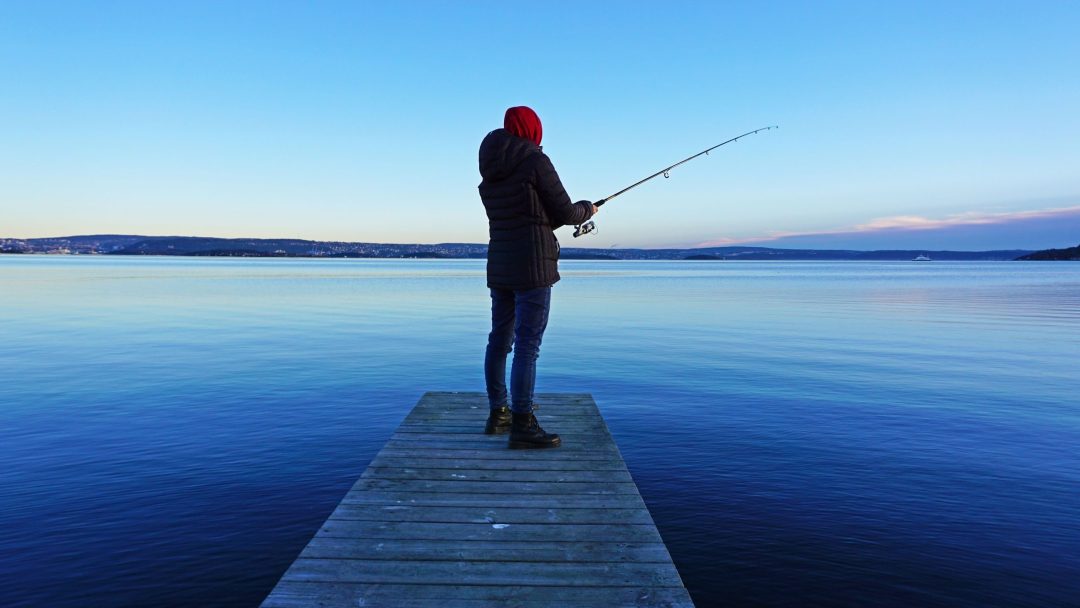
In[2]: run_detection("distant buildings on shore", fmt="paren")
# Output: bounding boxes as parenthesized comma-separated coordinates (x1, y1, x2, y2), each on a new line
(0, 234, 1043, 261)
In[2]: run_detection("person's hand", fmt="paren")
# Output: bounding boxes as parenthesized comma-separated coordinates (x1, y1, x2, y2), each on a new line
(591, 204, 600, 215)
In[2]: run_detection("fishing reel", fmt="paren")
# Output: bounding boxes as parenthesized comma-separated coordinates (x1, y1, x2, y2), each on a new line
(573, 221, 597, 238)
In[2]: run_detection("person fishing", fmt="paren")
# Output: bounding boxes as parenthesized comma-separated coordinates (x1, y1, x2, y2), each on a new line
(478, 106, 597, 449)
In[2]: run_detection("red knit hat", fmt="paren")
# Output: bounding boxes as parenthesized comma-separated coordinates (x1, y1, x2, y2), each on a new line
(504, 106, 542, 146)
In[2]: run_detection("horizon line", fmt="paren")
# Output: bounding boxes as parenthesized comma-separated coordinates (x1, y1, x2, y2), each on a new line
(1, 233, 1049, 253)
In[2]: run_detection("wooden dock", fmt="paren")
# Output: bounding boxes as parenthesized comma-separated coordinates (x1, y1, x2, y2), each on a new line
(261, 391, 694, 607)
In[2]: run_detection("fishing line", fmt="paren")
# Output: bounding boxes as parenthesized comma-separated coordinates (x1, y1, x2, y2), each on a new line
(573, 125, 778, 237)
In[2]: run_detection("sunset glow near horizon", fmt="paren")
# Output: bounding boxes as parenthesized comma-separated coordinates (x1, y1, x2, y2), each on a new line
(2, 1, 1079, 250)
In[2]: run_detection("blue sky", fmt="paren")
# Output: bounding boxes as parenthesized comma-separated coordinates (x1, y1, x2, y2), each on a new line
(2, 1, 1078, 249)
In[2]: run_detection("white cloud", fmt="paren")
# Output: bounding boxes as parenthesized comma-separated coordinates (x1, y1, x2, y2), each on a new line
(697, 205, 1080, 247)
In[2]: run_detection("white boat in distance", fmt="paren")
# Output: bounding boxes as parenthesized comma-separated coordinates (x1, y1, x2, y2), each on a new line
(913, 254, 932, 261)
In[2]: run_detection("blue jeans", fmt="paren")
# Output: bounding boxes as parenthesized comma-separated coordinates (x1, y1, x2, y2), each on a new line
(484, 286, 551, 414)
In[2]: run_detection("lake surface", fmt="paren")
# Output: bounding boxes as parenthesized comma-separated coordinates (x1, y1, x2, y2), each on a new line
(1, 256, 1078, 607)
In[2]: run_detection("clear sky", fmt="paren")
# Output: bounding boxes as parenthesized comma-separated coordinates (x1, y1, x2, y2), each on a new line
(2, 1, 1078, 249)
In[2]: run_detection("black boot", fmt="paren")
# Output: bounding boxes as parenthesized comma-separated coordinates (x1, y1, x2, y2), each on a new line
(508, 411, 561, 449)
(484, 406, 511, 435)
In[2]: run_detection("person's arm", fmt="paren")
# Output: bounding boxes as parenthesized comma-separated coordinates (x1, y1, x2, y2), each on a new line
(534, 153, 595, 228)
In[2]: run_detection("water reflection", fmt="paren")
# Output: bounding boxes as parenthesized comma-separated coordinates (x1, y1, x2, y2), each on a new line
(1, 256, 1078, 607)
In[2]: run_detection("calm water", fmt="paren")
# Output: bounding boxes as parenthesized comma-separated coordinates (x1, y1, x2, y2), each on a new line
(1, 256, 1078, 607)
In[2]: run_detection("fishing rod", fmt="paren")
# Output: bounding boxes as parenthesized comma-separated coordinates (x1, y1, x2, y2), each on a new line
(573, 125, 778, 237)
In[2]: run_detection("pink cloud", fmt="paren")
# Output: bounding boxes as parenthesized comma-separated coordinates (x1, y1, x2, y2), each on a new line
(697, 205, 1080, 248)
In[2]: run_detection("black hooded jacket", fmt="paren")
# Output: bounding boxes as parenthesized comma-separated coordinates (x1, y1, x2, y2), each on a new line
(478, 128, 594, 290)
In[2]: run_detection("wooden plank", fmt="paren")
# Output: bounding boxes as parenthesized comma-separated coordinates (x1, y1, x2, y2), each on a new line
(406, 401, 597, 408)
(404, 410, 600, 420)
(396, 421, 608, 433)
(314, 521, 664, 543)
(374, 447, 620, 461)
(298, 537, 673, 562)
(419, 391, 595, 402)
(359, 467, 634, 483)
(382, 438, 617, 451)
(347, 479, 641, 495)
(329, 504, 654, 524)
(263, 582, 693, 608)
(340, 492, 649, 510)
(281, 558, 686, 587)
(368, 456, 630, 471)
(390, 431, 608, 442)
(261, 392, 693, 608)
(408, 413, 601, 422)
(401, 417, 603, 428)
(403, 412, 603, 422)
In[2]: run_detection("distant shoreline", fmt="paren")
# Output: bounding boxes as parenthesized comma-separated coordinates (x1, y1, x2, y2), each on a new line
(1015, 244, 1080, 261)
(0, 234, 1042, 261)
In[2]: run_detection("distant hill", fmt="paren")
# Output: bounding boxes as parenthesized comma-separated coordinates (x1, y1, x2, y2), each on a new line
(0, 234, 1035, 261)
(1015, 244, 1080, 260)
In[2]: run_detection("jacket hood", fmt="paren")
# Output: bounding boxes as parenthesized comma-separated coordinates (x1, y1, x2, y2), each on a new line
(478, 128, 538, 182)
